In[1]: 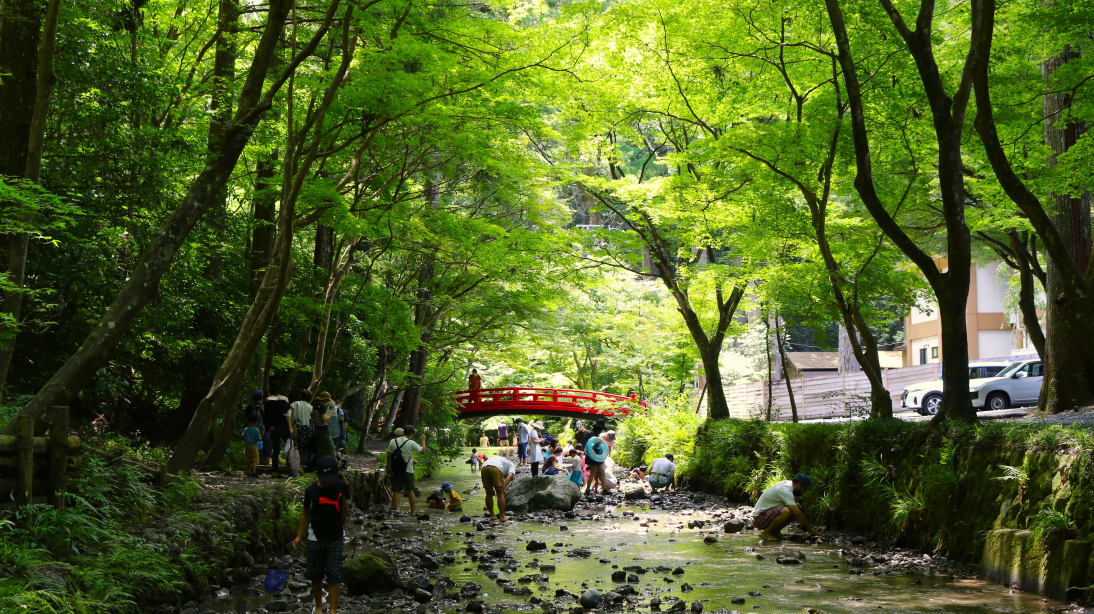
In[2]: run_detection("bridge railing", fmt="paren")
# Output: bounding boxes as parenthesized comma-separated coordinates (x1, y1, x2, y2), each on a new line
(454, 387, 639, 417)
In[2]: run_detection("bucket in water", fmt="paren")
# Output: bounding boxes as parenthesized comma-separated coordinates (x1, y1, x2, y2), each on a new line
(263, 568, 290, 593)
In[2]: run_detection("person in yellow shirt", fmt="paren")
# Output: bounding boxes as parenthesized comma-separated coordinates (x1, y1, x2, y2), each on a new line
(426, 482, 463, 511)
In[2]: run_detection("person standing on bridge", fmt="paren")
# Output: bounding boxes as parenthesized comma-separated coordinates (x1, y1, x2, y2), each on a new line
(469, 368, 482, 403)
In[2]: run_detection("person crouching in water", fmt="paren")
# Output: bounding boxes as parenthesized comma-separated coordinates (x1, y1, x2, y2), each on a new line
(426, 482, 463, 511)
(751, 473, 824, 542)
(292, 456, 350, 614)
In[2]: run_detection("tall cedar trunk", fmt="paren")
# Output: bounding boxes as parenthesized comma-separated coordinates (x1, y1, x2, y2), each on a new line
(249, 152, 278, 300)
(825, 0, 974, 423)
(166, 5, 353, 472)
(2, 0, 308, 435)
(399, 177, 439, 428)
(0, 0, 61, 399)
(203, 0, 237, 281)
(971, 0, 1094, 404)
(774, 315, 799, 422)
(195, 0, 240, 468)
(1041, 49, 1094, 412)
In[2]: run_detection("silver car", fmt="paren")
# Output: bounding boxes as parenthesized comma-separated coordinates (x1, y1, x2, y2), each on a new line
(970, 360, 1044, 410)
(901, 362, 1011, 415)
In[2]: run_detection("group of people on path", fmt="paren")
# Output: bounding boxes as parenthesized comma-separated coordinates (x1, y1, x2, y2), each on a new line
(245, 383, 349, 478)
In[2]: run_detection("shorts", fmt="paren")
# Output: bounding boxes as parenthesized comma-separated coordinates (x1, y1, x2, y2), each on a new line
(481, 466, 504, 489)
(753, 506, 786, 530)
(245, 445, 259, 467)
(305, 538, 344, 584)
(649, 473, 671, 489)
(517, 442, 528, 459)
(390, 471, 415, 493)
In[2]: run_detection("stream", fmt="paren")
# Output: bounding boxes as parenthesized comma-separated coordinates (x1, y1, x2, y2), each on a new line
(208, 448, 1070, 614)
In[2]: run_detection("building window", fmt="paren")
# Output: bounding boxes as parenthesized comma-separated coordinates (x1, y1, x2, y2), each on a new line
(920, 348, 928, 365)
(931, 347, 939, 359)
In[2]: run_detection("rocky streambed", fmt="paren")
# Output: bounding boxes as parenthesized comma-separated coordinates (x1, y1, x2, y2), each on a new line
(201, 451, 1079, 614)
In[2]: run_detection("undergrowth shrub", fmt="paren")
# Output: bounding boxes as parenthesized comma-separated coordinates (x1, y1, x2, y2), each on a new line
(615, 394, 702, 473)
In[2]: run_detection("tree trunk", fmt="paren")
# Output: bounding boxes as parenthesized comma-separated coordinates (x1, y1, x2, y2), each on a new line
(203, 0, 238, 281)
(378, 389, 404, 440)
(249, 152, 278, 300)
(838, 326, 860, 373)
(1041, 49, 1094, 412)
(774, 315, 799, 423)
(1011, 232, 1046, 359)
(0, 0, 62, 399)
(309, 238, 358, 392)
(3, 0, 306, 435)
(166, 8, 354, 472)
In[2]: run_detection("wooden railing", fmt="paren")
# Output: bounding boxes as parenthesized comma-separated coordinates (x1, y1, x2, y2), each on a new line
(454, 387, 638, 417)
(1, 406, 79, 507)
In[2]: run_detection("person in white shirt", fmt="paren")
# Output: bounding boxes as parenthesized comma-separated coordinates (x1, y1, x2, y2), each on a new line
(648, 454, 676, 491)
(751, 473, 823, 542)
(529, 421, 545, 476)
(386, 426, 426, 515)
(481, 455, 516, 521)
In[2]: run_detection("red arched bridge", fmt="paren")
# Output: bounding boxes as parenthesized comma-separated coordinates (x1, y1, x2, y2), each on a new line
(455, 387, 641, 420)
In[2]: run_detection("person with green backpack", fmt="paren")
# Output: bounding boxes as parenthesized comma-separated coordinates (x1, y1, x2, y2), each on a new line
(386, 426, 426, 515)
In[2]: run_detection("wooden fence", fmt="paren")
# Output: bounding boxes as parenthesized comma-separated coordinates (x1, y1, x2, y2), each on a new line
(714, 363, 941, 420)
(1, 406, 80, 507)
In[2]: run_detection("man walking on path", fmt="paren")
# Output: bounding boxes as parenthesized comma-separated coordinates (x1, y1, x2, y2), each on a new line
(516, 417, 530, 466)
(481, 455, 516, 522)
(752, 473, 824, 542)
(497, 422, 509, 456)
(292, 456, 350, 614)
(386, 426, 426, 515)
(263, 384, 292, 478)
(648, 454, 676, 491)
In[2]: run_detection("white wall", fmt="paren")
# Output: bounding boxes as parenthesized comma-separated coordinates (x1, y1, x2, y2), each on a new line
(910, 337, 940, 364)
(910, 302, 938, 324)
(978, 330, 1017, 360)
(976, 263, 1007, 313)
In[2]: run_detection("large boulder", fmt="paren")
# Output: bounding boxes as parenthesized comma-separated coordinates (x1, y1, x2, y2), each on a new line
(343, 546, 403, 595)
(505, 475, 582, 514)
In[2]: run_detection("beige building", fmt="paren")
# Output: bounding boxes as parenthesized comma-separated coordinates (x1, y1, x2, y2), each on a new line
(903, 260, 1037, 366)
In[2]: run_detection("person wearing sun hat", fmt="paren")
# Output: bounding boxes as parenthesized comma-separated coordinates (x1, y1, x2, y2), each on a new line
(386, 426, 425, 515)
(528, 420, 546, 477)
(751, 473, 823, 542)
(292, 456, 350, 614)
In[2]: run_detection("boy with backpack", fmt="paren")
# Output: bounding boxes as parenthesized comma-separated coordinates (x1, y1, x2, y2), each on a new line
(292, 456, 350, 614)
(385, 426, 426, 515)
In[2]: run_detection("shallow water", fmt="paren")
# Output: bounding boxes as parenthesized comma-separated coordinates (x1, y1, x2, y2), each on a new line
(213, 448, 1065, 613)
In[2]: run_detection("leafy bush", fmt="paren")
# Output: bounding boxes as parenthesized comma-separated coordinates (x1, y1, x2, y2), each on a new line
(615, 393, 703, 473)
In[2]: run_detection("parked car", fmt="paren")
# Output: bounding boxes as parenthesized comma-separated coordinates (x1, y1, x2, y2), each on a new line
(901, 362, 1012, 415)
(970, 360, 1044, 410)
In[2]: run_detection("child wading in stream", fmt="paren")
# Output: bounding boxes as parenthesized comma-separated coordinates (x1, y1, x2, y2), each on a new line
(293, 456, 351, 614)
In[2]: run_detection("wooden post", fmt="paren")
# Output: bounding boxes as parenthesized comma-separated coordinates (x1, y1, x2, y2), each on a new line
(48, 406, 69, 508)
(158, 462, 168, 488)
(15, 415, 33, 506)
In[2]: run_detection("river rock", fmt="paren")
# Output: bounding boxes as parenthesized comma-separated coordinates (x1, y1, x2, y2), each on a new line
(650, 597, 662, 610)
(579, 589, 602, 608)
(612, 570, 627, 581)
(669, 600, 687, 611)
(776, 557, 802, 565)
(851, 536, 866, 545)
(460, 515, 472, 522)
(731, 597, 745, 604)
(266, 599, 289, 612)
(342, 547, 403, 595)
(723, 519, 746, 533)
(228, 568, 251, 584)
(624, 488, 647, 500)
(605, 591, 624, 605)
(413, 588, 433, 603)
(671, 567, 685, 575)
(505, 475, 582, 513)
(527, 540, 548, 551)
(466, 601, 484, 612)
(540, 564, 556, 572)
(703, 536, 718, 544)
(691, 601, 703, 613)
(627, 573, 640, 583)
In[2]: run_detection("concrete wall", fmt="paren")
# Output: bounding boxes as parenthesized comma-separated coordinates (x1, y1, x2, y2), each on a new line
(981, 529, 1089, 601)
